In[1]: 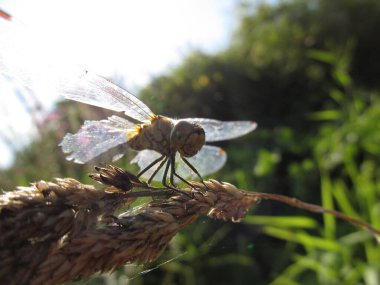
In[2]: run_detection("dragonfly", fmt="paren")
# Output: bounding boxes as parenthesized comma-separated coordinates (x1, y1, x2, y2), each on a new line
(58, 71, 257, 188)
(0, 14, 257, 188)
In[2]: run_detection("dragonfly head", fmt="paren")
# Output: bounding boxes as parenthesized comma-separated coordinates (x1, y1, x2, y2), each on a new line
(171, 120, 205, 157)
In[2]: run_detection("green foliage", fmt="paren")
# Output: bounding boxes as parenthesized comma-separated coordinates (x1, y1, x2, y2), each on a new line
(254, 53, 380, 285)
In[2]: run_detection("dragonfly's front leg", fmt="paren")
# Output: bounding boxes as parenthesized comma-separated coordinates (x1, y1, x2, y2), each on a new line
(169, 155, 202, 191)
(169, 154, 178, 188)
(180, 157, 208, 190)
(161, 155, 191, 196)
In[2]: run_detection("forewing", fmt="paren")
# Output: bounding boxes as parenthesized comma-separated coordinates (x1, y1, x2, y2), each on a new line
(60, 71, 155, 122)
(176, 145, 227, 179)
(60, 116, 132, 163)
(185, 118, 257, 142)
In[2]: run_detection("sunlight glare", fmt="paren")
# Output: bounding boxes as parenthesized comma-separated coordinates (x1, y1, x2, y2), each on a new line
(0, 0, 235, 168)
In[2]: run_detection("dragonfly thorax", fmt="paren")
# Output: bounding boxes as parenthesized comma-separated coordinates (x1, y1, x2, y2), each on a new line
(127, 116, 205, 158)
(127, 115, 173, 155)
(170, 120, 205, 157)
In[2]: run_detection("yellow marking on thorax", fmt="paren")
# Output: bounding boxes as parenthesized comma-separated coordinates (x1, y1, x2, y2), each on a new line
(126, 125, 142, 141)
(126, 115, 158, 141)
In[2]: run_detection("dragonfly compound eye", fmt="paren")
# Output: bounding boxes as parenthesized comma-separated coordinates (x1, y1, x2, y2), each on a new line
(171, 120, 206, 157)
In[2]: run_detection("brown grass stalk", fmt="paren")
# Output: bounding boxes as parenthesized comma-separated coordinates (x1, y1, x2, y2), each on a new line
(0, 166, 378, 285)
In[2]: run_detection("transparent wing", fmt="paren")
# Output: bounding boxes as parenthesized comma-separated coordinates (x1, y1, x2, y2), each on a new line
(131, 145, 227, 181)
(59, 71, 155, 123)
(0, 19, 154, 122)
(130, 149, 166, 181)
(60, 115, 133, 163)
(176, 145, 227, 179)
(185, 118, 257, 142)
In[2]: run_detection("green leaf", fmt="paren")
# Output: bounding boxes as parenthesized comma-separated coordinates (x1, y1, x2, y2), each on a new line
(263, 227, 344, 252)
(333, 70, 351, 87)
(309, 110, 341, 121)
(253, 149, 281, 177)
(244, 216, 318, 229)
(307, 50, 337, 64)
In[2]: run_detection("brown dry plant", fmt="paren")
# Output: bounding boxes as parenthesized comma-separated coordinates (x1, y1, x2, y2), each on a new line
(0, 166, 379, 285)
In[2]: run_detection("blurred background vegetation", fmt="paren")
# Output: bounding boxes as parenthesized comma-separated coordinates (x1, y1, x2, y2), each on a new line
(1, 0, 380, 284)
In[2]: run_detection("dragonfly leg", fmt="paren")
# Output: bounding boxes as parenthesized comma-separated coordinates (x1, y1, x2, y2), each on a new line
(169, 155, 205, 194)
(180, 157, 208, 190)
(169, 155, 178, 188)
(172, 171, 197, 189)
(147, 157, 168, 184)
(162, 157, 191, 197)
(170, 157, 197, 189)
(137, 155, 165, 178)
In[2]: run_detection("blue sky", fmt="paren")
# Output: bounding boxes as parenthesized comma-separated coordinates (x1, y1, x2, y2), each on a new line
(0, 0, 238, 168)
